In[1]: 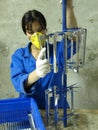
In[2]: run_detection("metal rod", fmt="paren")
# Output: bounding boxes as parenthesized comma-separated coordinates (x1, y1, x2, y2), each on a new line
(28, 114, 36, 130)
(75, 32, 79, 72)
(62, 0, 67, 31)
(53, 34, 58, 73)
(46, 36, 50, 62)
(63, 33, 67, 75)
(53, 86, 58, 125)
(71, 87, 74, 113)
(71, 37, 74, 62)
(82, 29, 87, 65)
(45, 89, 52, 125)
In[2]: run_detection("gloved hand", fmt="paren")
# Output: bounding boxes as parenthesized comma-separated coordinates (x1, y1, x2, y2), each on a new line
(36, 47, 51, 78)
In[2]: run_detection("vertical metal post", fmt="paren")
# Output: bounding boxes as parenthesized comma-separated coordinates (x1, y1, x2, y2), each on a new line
(46, 36, 50, 62)
(62, 0, 67, 127)
(62, 0, 67, 31)
(76, 31, 79, 71)
(71, 37, 74, 62)
(82, 29, 87, 65)
(63, 33, 67, 127)
(53, 34, 58, 73)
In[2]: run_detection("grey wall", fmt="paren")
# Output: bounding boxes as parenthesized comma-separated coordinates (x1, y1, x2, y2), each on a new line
(0, 0, 98, 109)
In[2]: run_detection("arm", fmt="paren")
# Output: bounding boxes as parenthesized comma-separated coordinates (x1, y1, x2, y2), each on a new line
(10, 52, 29, 94)
(25, 48, 51, 92)
(10, 48, 50, 93)
(66, 0, 78, 28)
(10, 49, 39, 94)
(25, 70, 39, 87)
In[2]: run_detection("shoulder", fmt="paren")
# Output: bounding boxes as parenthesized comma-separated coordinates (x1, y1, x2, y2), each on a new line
(12, 48, 25, 59)
(11, 43, 31, 59)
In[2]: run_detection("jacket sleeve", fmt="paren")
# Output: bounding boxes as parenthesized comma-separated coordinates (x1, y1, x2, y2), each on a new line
(10, 49, 29, 94)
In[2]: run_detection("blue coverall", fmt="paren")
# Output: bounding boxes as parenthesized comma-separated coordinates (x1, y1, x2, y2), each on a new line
(10, 40, 76, 109)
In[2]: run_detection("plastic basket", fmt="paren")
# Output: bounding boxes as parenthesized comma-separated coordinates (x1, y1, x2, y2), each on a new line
(0, 97, 46, 130)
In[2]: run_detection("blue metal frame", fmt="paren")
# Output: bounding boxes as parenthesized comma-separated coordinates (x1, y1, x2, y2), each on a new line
(45, 0, 87, 125)
(62, 0, 67, 31)
(62, 0, 67, 126)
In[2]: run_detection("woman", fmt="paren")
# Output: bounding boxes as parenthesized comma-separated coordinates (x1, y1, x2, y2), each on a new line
(10, 0, 77, 108)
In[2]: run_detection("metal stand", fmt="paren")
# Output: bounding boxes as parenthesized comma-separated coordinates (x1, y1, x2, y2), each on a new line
(45, 28, 87, 127)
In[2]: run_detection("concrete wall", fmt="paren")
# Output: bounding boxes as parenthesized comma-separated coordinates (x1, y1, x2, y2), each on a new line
(0, 0, 98, 109)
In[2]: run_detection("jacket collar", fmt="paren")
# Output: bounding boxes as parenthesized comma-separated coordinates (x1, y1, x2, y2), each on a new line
(24, 42, 32, 57)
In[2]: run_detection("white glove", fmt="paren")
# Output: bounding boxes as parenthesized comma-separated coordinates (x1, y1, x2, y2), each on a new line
(36, 47, 51, 78)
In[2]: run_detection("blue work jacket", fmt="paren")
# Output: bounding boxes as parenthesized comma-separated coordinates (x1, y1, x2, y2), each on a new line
(10, 40, 76, 108)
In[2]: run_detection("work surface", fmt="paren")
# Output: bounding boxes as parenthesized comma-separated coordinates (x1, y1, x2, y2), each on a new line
(41, 109, 98, 130)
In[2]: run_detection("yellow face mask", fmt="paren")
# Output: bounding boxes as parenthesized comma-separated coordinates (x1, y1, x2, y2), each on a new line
(30, 32, 46, 49)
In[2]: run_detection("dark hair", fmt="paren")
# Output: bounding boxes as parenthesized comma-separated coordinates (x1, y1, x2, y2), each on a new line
(21, 9, 47, 34)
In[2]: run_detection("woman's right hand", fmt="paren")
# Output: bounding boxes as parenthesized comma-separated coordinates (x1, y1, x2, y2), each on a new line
(36, 48, 51, 78)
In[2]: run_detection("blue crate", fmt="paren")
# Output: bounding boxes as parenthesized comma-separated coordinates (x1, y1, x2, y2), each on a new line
(0, 97, 46, 130)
